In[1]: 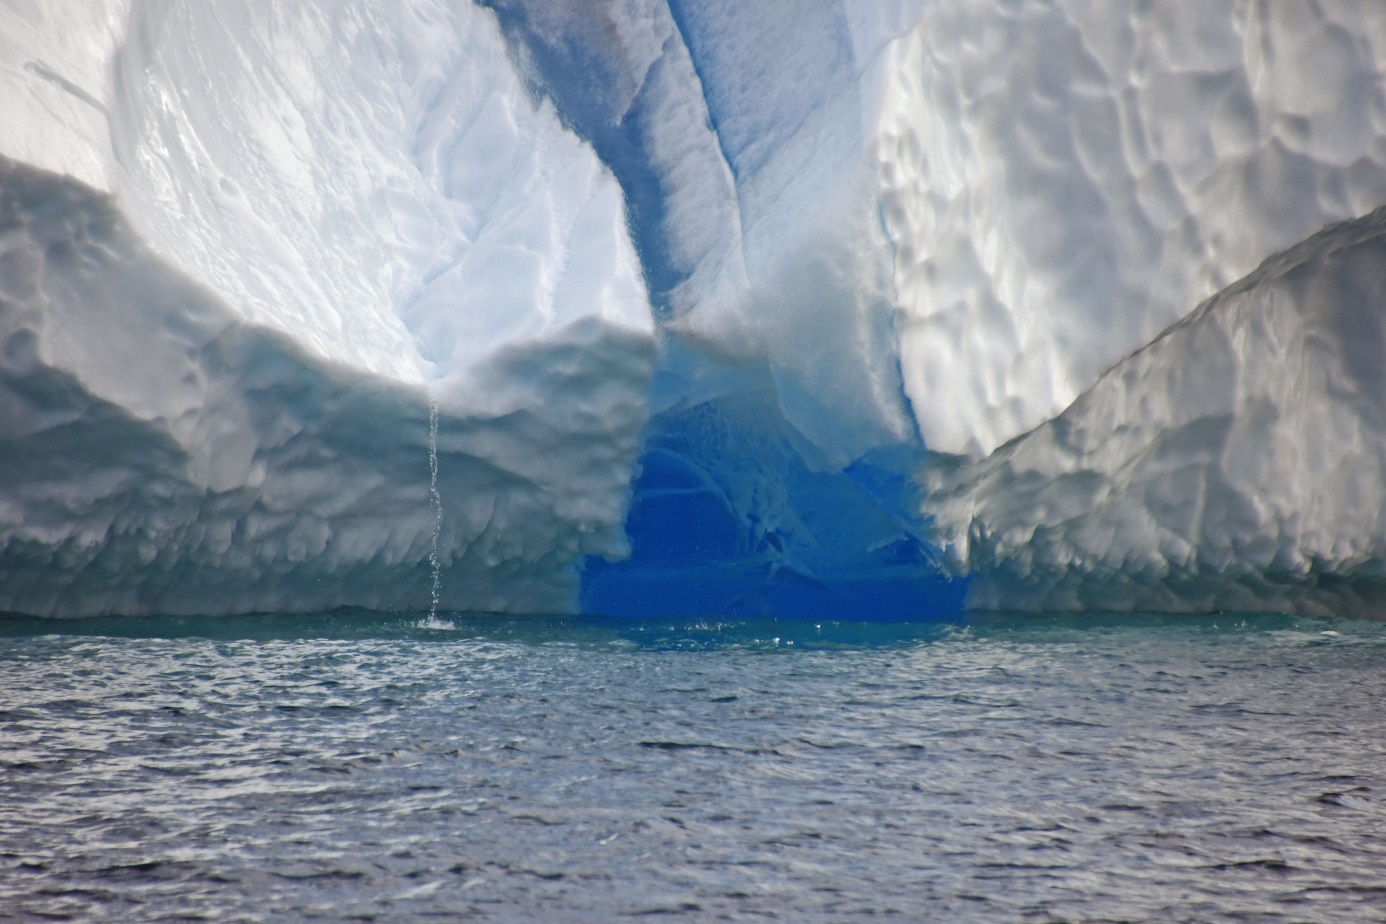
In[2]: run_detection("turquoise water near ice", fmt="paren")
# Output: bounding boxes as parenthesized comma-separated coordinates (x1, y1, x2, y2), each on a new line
(2, 611, 1385, 921)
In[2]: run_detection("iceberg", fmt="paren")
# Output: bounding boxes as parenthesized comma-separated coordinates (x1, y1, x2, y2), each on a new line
(0, 0, 653, 616)
(2, 0, 1385, 617)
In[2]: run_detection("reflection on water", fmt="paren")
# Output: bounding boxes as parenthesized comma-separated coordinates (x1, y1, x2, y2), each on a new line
(1, 611, 1384, 921)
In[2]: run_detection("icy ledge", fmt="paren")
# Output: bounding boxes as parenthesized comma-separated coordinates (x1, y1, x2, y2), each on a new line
(0, 0, 655, 616)
(923, 208, 1386, 617)
(0, 159, 653, 616)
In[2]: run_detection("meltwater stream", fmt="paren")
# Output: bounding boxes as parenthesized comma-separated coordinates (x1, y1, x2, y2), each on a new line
(2, 613, 1384, 921)
(427, 395, 443, 622)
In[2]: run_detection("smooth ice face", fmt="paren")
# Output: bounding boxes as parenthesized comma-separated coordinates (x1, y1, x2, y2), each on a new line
(880, 0, 1386, 457)
(0, 0, 129, 192)
(923, 208, 1386, 617)
(0, 0, 654, 616)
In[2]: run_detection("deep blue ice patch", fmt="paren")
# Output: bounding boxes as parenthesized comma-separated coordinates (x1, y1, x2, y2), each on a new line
(581, 392, 968, 620)
(483, 1, 965, 620)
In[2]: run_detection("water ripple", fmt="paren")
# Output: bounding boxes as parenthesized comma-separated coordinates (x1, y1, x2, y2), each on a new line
(0, 613, 1384, 920)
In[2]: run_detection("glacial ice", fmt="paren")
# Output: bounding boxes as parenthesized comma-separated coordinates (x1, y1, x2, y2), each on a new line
(3, 0, 1386, 617)
(486, 0, 966, 616)
(0, 0, 653, 616)
(923, 208, 1386, 617)
(880, 0, 1386, 457)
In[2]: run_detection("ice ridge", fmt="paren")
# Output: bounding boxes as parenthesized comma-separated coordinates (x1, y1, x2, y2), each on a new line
(923, 207, 1386, 617)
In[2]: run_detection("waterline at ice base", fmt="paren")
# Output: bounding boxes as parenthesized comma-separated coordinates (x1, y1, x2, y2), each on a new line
(3, 0, 1386, 620)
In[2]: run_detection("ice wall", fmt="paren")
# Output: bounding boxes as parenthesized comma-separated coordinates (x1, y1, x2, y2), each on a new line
(923, 208, 1386, 617)
(5, 0, 1386, 618)
(0, 0, 654, 616)
(880, 0, 1386, 456)
(486, 0, 919, 468)
(487, 0, 1386, 465)
(486, 0, 1386, 616)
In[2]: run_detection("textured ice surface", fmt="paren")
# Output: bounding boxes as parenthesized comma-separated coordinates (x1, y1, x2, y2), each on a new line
(4, 0, 1386, 617)
(488, 0, 967, 616)
(487, 0, 919, 466)
(880, 0, 1386, 456)
(0, 0, 653, 616)
(491, 0, 1386, 460)
(923, 208, 1386, 617)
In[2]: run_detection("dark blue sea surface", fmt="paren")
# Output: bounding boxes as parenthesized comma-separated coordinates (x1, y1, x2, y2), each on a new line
(2, 611, 1384, 921)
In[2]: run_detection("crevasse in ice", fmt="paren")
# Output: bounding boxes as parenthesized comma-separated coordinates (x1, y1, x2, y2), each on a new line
(1, 0, 1385, 617)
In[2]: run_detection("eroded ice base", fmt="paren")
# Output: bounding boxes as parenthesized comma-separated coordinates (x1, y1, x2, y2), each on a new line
(0, 160, 652, 616)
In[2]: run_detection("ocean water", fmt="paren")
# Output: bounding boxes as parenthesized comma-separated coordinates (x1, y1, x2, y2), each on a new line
(1, 611, 1384, 922)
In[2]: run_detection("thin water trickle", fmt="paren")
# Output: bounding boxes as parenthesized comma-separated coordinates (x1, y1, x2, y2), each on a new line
(427, 394, 442, 618)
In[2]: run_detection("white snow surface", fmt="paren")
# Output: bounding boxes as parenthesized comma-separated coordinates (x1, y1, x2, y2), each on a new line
(923, 207, 1386, 617)
(0, 0, 128, 192)
(0, 0, 653, 616)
